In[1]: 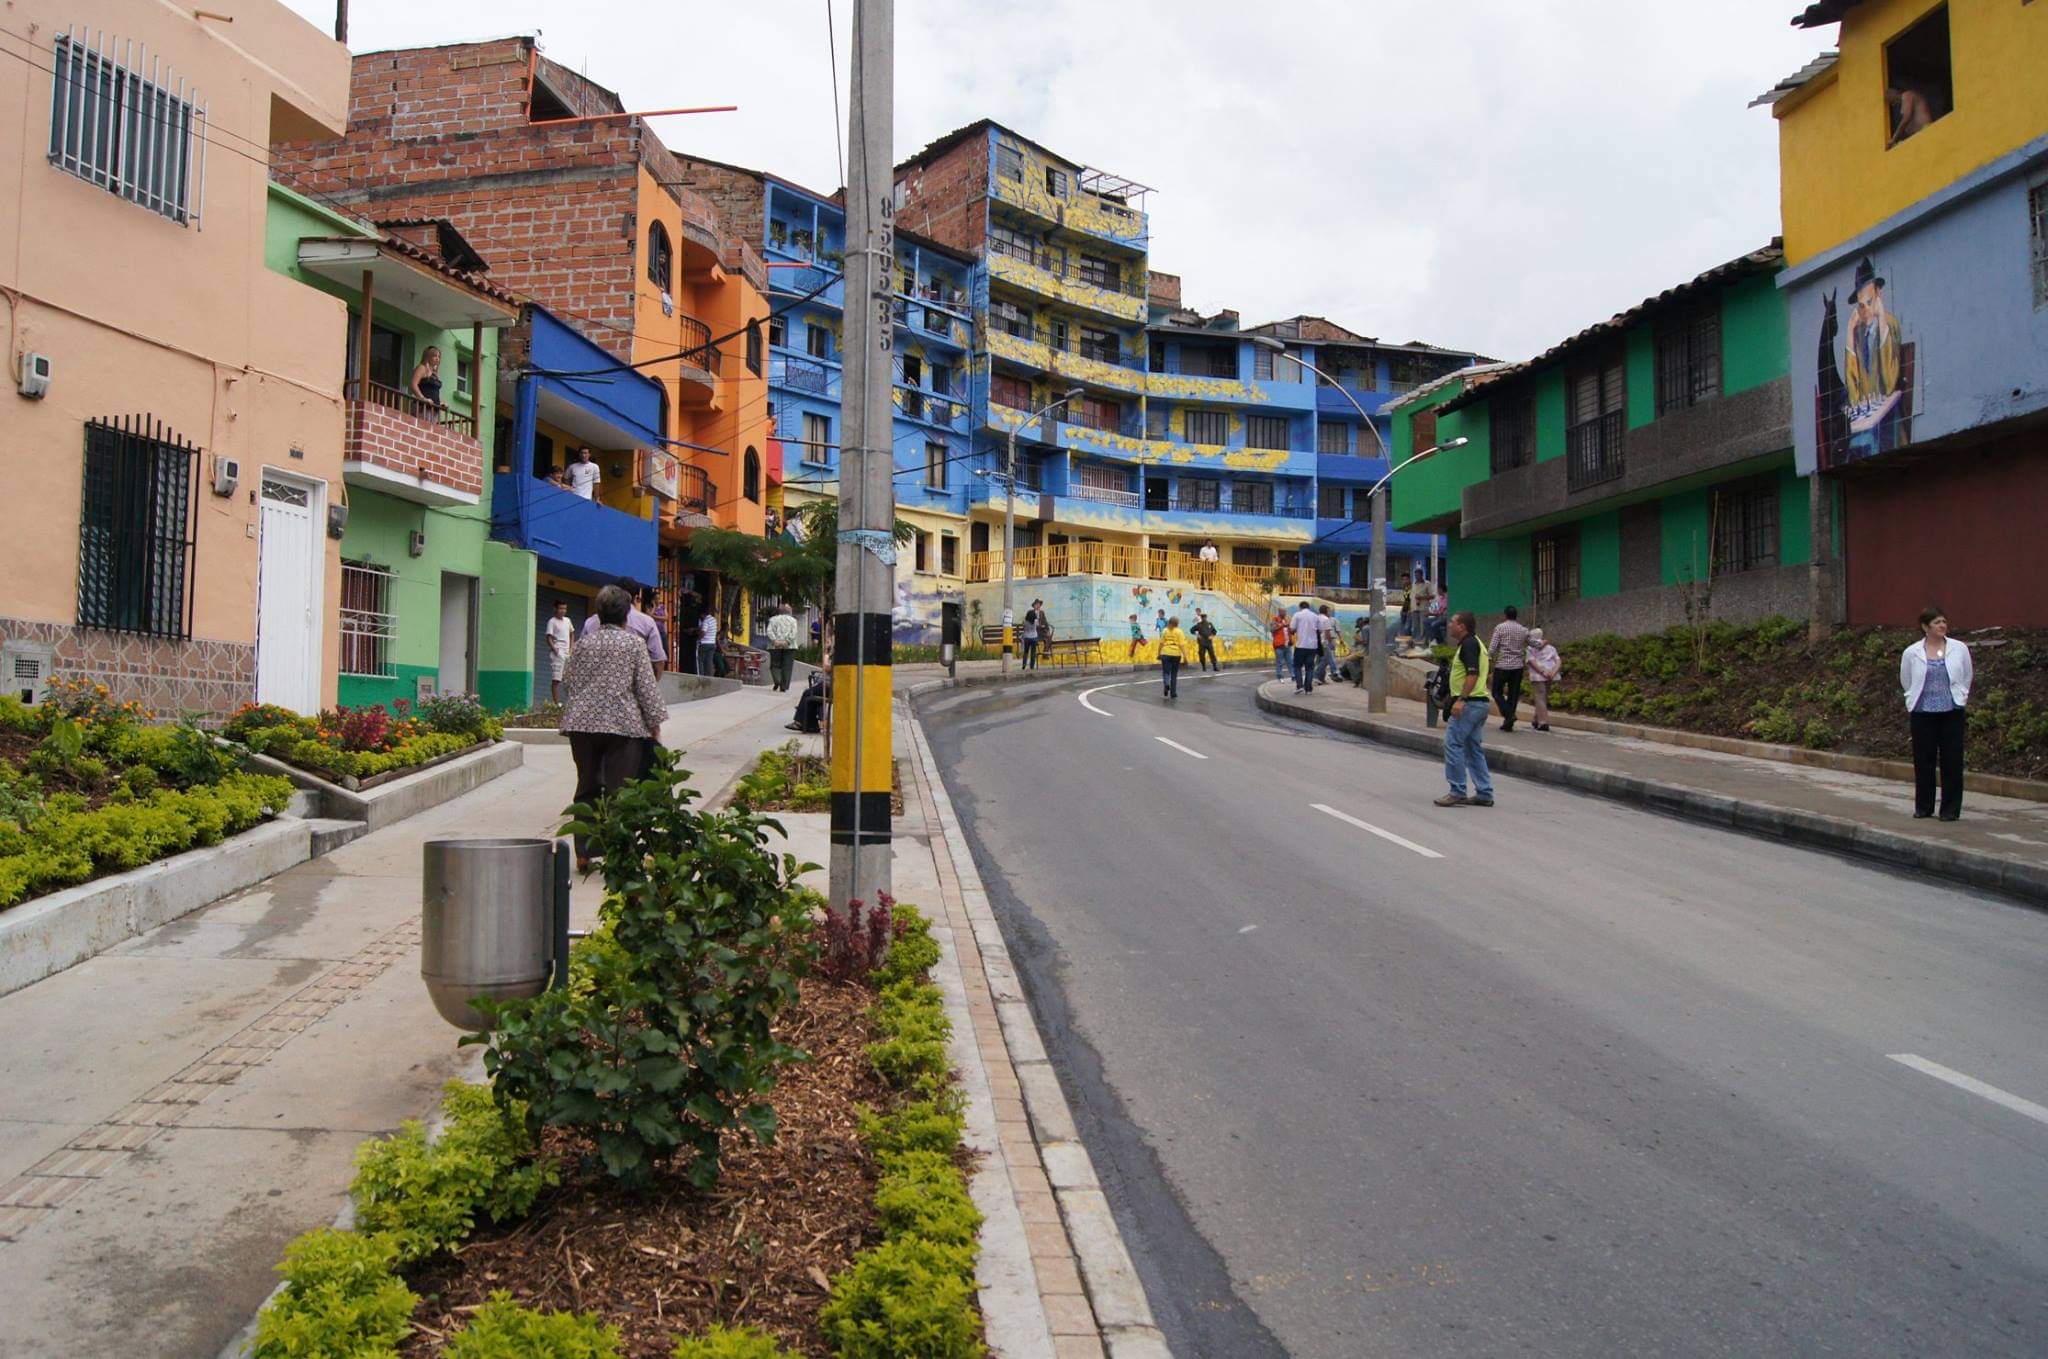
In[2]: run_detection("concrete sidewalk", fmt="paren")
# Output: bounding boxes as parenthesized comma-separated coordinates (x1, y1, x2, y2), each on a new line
(0, 687, 793, 1359)
(1258, 679, 2048, 905)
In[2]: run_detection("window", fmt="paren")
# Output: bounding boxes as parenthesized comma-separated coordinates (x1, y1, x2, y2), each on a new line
(806, 324, 832, 359)
(744, 321, 763, 376)
(453, 347, 473, 402)
(2032, 183, 2048, 310)
(1566, 353, 1626, 490)
(991, 299, 1032, 339)
(1183, 343, 1235, 377)
(1147, 404, 1168, 437)
(1490, 394, 1535, 472)
(1077, 327, 1118, 364)
(343, 314, 407, 392)
(1351, 489, 1373, 522)
(801, 412, 832, 464)
(901, 354, 922, 389)
(1246, 415, 1289, 451)
(49, 31, 201, 225)
(1047, 317, 1070, 352)
(1317, 422, 1350, 455)
(1233, 546, 1274, 568)
(1533, 528, 1581, 603)
(1412, 407, 1439, 456)
(1318, 484, 1348, 519)
(1306, 551, 1342, 586)
(1235, 481, 1274, 515)
(76, 415, 199, 639)
(768, 315, 786, 348)
(1075, 396, 1121, 432)
(996, 141, 1024, 181)
(1045, 167, 1068, 197)
(991, 373, 1033, 410)
(1883, 5, 1952, 148)
(1075, 255, 1120, 291)
(941, 534, 959, 576)
(1177, 479, 1220, 511)
(339, 560, 395, 677)
(1712, 478, 1780, 575)
(769, 218, 788, 248)
(1184, 410, 1228, 445)
(1253, 345, 1274, 381)
(743, 447, 761, 502)
(646, 220, 672, 290)
(988, 224, 1043, 268)
(914, 532, 929, 572)
(1144, 477, 1169, 510)
(1654, 308, 1721, 414)
(924, 441, 948, 490)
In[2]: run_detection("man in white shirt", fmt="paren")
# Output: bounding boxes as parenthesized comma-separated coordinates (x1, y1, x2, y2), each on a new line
(1196, 538, 1219, 586)
(697, 609, 720, 678)
(566, 447, 601, 500)
(765, 604, 800, 691)
(544, 601, 574, 703)
(1290, 600, 1323, 694)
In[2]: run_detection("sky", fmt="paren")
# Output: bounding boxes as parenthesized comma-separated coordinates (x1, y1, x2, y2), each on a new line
(283, 0, 1832, 363)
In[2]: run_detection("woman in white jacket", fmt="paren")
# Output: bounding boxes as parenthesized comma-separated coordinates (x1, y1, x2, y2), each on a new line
(1898, 606, 1972, 821)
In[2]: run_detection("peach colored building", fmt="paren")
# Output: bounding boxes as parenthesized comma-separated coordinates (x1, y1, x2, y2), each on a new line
(0, 1, 350, 714)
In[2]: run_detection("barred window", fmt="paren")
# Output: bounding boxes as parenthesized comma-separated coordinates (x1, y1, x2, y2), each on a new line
(1183, 410, 1228, 444)
(1351, 488, 1373, 522)
(1075, 255, 1119, 291)
(1712, 479, 1781, 575)
(339, 561, 396, 677)
(1317, 422, 1350, 455)
(1318, 484, 1348, 518)
(1235, 481, 1274, 515)
(77, 416, 198, 639)
(2031, 182, 2048, 310)
(1655, 308, 1722, 414)
(1534, 528, 1581, 604)
(50, 28, 204, 226)
(647, 221, 672, 290)
(995, 142, 1024, 182)
(1490, 394, 1535, 472)
(1246, 415, 1290, 451)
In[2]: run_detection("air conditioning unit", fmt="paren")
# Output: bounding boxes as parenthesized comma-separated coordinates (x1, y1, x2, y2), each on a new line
(17, 352, 51, 399)
(2, 640, 55, 705)
(211, 455, 240, 497)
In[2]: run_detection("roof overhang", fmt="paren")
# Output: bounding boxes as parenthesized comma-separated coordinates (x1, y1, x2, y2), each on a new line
(297, 239, 518, 329)
(531, 383, 658, 453)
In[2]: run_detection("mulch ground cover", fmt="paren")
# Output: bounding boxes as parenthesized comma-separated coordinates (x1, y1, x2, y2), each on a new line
(736, 749, 906, 817)
(1551, 622, 2048, 782)
(399, 977, 893, 1357)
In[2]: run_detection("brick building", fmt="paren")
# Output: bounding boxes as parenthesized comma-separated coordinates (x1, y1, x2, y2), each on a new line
(273, 39, 772, 668)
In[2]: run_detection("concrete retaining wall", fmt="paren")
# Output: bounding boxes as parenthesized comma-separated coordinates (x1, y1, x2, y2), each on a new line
(247, 741, 524, 832)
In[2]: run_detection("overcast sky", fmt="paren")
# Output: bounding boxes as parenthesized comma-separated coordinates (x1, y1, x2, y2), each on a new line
(284, 0, 1829, 362)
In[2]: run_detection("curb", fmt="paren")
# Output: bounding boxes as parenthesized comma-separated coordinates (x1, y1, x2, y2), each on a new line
(0, 818, 313, 999)
(1256, 686, 2048, 909)
(904, 711, 1172, 1357)
(247, 741, 525, 832)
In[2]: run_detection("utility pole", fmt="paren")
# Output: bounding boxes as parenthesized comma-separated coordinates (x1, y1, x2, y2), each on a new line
(1368, 485, 1388, 713)
(829, 0, 894, 918)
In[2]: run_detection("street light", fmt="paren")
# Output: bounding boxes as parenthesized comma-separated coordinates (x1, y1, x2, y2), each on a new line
(1003, 388, 1083, 677)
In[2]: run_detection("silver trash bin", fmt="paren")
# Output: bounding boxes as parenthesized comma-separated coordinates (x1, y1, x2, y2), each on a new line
(421, 837, 558, 1031)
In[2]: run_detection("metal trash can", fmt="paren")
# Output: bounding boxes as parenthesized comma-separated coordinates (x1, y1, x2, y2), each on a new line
(421, 837, 558, 1031)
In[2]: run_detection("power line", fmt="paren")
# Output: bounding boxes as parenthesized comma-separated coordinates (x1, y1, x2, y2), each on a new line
(824, 0, 845, 191)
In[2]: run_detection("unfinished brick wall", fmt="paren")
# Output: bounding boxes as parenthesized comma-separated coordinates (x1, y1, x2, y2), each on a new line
(347, 401, 484, 498)
(894, 133, 988, 257)
(1147, 270, 1182, 309)
(672, 158, 767, 257)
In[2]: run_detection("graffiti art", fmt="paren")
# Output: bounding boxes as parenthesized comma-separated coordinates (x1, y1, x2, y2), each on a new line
(1816, 254, 1913, 470)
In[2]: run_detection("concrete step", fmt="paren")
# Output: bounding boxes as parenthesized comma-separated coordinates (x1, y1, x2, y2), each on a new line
(307, 817, 369, 856)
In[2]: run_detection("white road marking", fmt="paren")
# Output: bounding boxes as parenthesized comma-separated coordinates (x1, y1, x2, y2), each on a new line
(1311, 803, 1444, 860)
(1155, 737, 1209, 760)
(1238, 924, 1259, 934)
(1077, 677, 1157, 716)
(1888, 1054, 2048, 1127)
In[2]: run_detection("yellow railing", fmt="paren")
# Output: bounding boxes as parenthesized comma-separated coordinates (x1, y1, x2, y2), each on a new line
(966, 546, 1311, 597)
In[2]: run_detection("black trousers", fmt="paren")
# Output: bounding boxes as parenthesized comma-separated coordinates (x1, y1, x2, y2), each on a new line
(1493, 666, 1525, 727)
(1909, 707, 1966, 817)
(1160, 654, 1182, 697)
(1021, 637, 1040, 670)
(769, 647, 793, 691)
(567, 732, 647, 858)
(1197, 636, 1219, 671)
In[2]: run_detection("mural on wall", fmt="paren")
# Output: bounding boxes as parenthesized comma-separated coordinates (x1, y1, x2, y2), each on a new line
(1814, 254, 1915, 470)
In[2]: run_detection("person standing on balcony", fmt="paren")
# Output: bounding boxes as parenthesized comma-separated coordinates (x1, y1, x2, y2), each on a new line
(697, 608, 721, 678)
(410, 346, 443, 409)
(581, 577, 667, 669)
(560, 585, 669, 871)
(766, 603, 800, 692)
(568, 446, 601, 500)
(1021, 599, 1046, 671)
(1156, 616, 1190, 700)
(1191, 610, 1220, 673)
(1290, 600, 1322, 694)
(1197, 538, 1219, 587)
(545, 600, 574, 704)
(1271, 611, 1292, 680)
(1488, 605, 1530, 733)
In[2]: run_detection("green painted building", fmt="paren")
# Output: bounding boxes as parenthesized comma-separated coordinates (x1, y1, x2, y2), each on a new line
(265, 184, 534, 710)
(1389, 242, 1823, 640)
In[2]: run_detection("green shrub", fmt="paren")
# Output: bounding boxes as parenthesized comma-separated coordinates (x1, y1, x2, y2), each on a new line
(873, 903, 939, 988)
(350, 1081, 556, 1263)
(819, 1236, 981, 1359)
(858, 1096, 964, 1161)
(875, 1149, 980, 1250)
(1801, 717, 1838, 750)
(1747, 701, 1801, 746)
(477, 748, 816, 1190)
(251, 1228, 417, 1359)
(671, 1325, 801, 1359)
(443, 1294, 621, 1359)
(412, 692, 501, 742)
(867, 980, 950, 1092)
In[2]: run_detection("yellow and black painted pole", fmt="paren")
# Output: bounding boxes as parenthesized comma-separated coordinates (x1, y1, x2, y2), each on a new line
(829, 613, 893, 853)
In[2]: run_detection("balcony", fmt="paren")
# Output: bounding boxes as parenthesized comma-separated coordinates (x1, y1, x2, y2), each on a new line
(986, 239, 1146, 324)
(675, 313, 721, 400)
(493, 472, 656, 587)
(1070, 482, 1140, 508)
(989, 171, 1149, 251)
(670, 462, 715, 526)
(967, 544, 1312, 594)
(344, 379, 484, 507)
(771, 351, 836, 397)
(1315, 383, 1393, 418)
(1566, 410, 1625, 491)
(769, 259, 845, 310)
(987, 330, 1147, 396)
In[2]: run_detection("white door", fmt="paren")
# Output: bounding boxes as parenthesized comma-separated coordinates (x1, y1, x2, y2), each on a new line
(256, 474, 321, 711)
(439, 572, 477, 695)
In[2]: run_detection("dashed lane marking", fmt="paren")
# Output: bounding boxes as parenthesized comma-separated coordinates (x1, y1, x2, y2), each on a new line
(1888, 1054, 2048, 1128)
(1311, 803, 1445, 860)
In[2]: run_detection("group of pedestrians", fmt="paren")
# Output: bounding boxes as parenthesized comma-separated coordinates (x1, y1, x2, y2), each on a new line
(1481, 606, 1560, 733)
(1275, 601, 1342, 693)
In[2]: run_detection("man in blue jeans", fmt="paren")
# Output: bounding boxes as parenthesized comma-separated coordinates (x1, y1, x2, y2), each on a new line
(1436, 609, 1495, 807)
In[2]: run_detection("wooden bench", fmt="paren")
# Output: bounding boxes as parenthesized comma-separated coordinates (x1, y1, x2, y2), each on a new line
(1041, 637, 1103, 667)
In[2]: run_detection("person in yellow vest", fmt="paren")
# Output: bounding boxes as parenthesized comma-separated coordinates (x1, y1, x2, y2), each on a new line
(1436, 610, 1494, 807)
(1155, 615, 1191, 701)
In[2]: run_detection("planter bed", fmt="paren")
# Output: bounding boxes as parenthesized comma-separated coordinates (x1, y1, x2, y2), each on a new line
(222, 697, 509, 792)
(733, 741, 905, 817)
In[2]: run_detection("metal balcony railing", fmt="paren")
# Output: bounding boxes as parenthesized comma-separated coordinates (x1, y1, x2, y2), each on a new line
(1566, 410, 1625, 491)
(1070, 483, 1140, 507)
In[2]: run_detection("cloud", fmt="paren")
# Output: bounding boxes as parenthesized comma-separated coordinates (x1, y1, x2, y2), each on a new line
(283, 0, 1824, 359)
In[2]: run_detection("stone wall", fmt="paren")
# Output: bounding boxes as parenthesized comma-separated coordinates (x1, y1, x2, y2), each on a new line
(1, 618, 255, 716)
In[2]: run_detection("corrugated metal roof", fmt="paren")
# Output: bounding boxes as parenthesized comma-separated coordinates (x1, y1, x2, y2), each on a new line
(1438, 240, 1785, 415)
(1750, 50, 1840, 108)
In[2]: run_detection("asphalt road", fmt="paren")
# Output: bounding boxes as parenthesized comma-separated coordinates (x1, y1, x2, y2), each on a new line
(915, 669, 2048, 1359)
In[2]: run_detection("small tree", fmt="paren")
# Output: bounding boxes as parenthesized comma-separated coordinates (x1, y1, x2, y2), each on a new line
(1678, 498, 1723, 676)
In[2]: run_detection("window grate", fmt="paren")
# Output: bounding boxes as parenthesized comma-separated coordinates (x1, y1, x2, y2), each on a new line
(1490, 395, 1535, 472)
(339, 561, 396, 677)
(1534, 529, 1581, 603)
(1655, 309, 1722, 414)
(50, 28, 206, 227)
(1245, 415, 1290, 451)
(77, 415, 199, 639)
(1712, 480, 1780, 575)
(1183, 410, 1228, 445)
(2032, 183, 2048, 310)
(1317, 422, 1350, 455)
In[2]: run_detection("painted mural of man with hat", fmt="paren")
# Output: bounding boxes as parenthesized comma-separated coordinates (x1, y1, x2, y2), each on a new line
(1844, 254, 1907, 458)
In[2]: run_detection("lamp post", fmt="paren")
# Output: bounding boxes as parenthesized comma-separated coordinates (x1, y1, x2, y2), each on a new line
(1003, 388, 1083, 677)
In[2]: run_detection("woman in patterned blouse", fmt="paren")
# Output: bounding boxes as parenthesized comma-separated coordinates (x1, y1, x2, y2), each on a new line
(560, 585, 669, 867)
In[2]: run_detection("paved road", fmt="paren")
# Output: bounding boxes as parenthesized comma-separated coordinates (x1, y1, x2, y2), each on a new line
(916, 670, 2048, 1358)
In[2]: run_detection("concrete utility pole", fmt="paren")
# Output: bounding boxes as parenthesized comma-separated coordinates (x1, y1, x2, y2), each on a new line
(829, 0, 894, 917)
(1002, 389, 1081, 677)
(1369, 482, 1389, 708)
